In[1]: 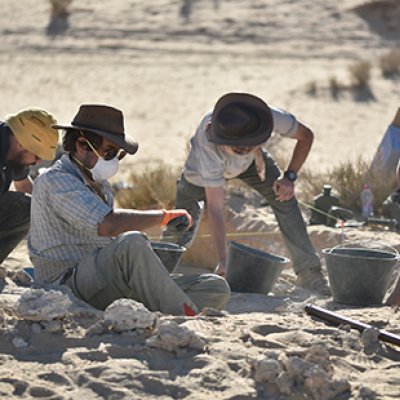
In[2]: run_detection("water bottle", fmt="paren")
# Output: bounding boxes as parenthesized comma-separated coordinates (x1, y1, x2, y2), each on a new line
(310, 184, 340, 225)
(360, 184, 374, 218)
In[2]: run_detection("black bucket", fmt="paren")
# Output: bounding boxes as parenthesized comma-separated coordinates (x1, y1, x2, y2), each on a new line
(225, 241, 289, 294)
(323, 245, 399, 306)
(151, 242, 186, 273)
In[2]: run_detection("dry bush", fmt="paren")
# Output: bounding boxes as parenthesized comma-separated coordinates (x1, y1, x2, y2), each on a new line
(298, 157, 396, 215)
(379, 49, 400, 77)
(49, 0, 73, 19)
(328, 75, 342, 97)
(305, 81, 317, 96)
(348, 60, 372, 87)
(115, 162, 180, 210)
(114, 154, 396, 219)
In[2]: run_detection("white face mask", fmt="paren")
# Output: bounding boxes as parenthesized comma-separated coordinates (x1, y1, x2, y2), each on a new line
(90, 156, 119, 182)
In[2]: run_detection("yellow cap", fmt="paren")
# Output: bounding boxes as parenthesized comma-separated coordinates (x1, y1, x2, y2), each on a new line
(5, 108, 59, 160)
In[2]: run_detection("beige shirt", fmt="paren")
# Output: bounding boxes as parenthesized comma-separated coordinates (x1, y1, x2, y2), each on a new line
(183, 106, 298, 187)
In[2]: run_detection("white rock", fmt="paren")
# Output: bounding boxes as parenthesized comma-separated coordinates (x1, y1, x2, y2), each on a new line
(16, 289, 72, 321)
(104, 298, 157, 332)
(253, 357, 283, 383)
(146, 320, 206, 351)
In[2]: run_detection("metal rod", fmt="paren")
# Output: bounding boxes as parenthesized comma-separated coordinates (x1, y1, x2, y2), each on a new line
(305, 304, 400, 347)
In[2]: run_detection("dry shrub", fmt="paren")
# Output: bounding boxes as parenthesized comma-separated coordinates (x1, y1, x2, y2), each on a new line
(379, 49, 400, 77)
(328, 75, 342, 97)
(298, 157, 396, 215)
(49, 0, 73, 19)
(305, 81, 317, 96)
(348, 60, 372, 87)
(115, 162, 180, 210)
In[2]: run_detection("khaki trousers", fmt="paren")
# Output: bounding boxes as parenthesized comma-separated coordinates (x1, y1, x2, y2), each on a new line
(65, 232, 230, 315)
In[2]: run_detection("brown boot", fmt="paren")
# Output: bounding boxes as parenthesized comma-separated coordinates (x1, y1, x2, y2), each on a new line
(296, 267, 331, 296)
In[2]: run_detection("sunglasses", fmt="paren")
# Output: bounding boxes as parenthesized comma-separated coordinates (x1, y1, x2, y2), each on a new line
(79, 139, 127, 161)
(230, 146, 257, 155)
(102, 147, 127, 161)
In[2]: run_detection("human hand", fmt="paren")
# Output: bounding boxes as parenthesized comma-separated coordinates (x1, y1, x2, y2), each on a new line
(161, 209, 193, 230)
(272, 177, 295, 202)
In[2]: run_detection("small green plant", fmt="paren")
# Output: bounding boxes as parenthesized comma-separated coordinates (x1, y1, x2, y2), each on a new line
(348, 60, 372, 88)
(115, 162, 180, 210)
(379, 49, 400, 77)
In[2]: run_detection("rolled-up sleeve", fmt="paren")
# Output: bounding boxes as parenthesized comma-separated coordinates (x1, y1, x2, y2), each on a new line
(270, 106, 298, 138)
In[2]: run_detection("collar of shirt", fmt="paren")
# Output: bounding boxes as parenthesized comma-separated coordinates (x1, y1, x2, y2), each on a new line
(62, 154, 109, 203)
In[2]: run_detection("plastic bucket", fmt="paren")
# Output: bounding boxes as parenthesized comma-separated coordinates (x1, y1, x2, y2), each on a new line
(323, 245, 399, 305)
(151, 242, 186, 273)
(225, 241, 289, 294)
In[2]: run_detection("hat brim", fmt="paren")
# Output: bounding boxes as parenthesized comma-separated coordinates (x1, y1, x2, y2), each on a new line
(53, 124, 138, 155)
(209, 93, 273, 146)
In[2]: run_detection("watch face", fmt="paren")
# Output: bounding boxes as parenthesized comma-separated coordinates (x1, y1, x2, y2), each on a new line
(285, 170, 297, 181)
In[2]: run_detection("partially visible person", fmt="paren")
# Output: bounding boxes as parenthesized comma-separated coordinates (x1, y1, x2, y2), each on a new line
(28, 104, 230, 316)
(385, 157, 400, 306)
(382, 158, 400, 224)
(0, 108, 58, 264)
(163, 92, 330, 295)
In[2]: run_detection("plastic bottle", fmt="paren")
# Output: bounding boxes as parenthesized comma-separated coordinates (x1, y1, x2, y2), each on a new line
(310, 184, 340, 225)
(360, 184, 374, 218)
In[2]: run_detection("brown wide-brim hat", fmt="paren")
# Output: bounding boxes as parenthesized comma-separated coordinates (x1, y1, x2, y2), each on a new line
(53, 104, 138, 154)
(209, 93, 273, 146)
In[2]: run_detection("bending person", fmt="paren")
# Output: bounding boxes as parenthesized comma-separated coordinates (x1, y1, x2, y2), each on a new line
(163, 92, 329, 295)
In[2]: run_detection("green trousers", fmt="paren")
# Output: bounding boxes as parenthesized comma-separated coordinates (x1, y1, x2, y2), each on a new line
(64, 231, 230, 315)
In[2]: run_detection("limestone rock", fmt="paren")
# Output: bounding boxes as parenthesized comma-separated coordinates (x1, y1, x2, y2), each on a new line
(104, 298, 157, 332)
(16, 289, 72, 321)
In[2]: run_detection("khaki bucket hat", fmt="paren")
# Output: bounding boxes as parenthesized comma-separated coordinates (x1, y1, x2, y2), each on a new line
(5, 108, 59, 160)
(53, 104, 138, 155)
(209, 93, 274, 146)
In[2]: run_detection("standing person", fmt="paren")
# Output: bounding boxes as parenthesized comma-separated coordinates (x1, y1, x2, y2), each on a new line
(0, 108, 58, 264)
(163, 92, 329, 295)
(28, 104, 230, 315)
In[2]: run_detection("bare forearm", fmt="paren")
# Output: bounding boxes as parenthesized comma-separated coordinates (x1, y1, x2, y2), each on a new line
(286, 124, 313, 173)
(98, 209, 164, 236)
(207, 207, 227, 267)
(205, 186, 228, 268)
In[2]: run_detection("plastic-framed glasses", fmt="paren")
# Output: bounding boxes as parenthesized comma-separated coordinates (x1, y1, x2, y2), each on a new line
(82, 137, 127, 161)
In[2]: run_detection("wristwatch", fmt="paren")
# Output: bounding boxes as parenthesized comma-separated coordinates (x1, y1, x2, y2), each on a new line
(284, 169, 298, 182)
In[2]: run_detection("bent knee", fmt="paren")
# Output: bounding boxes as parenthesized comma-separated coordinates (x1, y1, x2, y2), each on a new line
(115, 231, 151, 253)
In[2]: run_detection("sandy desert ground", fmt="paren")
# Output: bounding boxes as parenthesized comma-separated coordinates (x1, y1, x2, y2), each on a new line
(1, 0, 400, 399)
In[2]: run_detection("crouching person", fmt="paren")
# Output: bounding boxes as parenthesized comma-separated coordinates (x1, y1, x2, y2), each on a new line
(28, 104, 230, 315)
(0, 108, 58, 264)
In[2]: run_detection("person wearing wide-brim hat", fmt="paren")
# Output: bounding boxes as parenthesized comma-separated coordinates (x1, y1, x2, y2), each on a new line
(28, 104, 230, 315)
(162, 92, 330, 296)
(0, 107, 59, 265)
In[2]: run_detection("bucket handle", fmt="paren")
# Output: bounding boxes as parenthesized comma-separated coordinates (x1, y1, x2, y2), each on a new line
(327, 241, 400, 260)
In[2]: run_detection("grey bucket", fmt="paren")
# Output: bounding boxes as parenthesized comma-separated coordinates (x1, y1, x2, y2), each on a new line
(225, 241, 289, 294)
(151, 242, 186, 273)
(323, 246, 399, 306)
